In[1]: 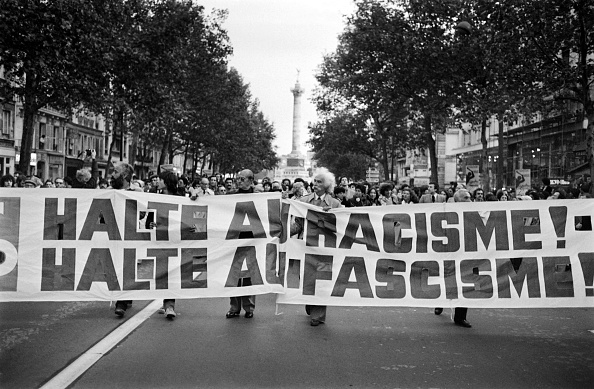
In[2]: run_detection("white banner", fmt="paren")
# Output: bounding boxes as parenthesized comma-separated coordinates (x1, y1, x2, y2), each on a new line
(277, 199, 594, 308)
(1, 190, 594, 308)
(0, 190, 285, 301)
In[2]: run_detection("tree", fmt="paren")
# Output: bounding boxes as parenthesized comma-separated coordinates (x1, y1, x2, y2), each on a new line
(500, 0, 594, 190)
(0, 0, 123, 174)
(308, 111, 375, 180)
(311, 0, 467, 183)
(450, 0, 547, 190)
(312, 1, 418, 180)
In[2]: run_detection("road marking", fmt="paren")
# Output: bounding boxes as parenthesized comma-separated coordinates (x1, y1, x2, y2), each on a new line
(40, 299, 162, 389)
(589, 330, 594, 334)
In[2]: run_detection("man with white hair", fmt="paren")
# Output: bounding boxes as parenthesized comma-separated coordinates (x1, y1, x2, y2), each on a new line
(72, 150, 98, 189)
(290, 167, 341, 326)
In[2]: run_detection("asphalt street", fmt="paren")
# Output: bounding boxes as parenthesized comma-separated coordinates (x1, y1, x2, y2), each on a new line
(1, 295, 593, 389)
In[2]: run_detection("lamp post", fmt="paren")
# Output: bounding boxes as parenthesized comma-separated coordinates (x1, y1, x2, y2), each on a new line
(497, 118, 504, 189)
(585, 116, 593, 189)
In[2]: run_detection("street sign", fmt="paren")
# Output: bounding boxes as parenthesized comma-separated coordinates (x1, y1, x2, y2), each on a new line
(366, 168, 379, 183)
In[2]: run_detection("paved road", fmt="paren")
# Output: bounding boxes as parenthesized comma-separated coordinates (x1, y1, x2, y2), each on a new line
(1, 296, 593, 388)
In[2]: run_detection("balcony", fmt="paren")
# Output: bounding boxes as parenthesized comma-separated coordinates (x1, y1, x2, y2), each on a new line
(0, 138, 14, 148)
(136, 153, 154, 163)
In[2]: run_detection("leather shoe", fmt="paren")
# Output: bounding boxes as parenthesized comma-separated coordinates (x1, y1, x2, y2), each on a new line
(434, 308, 443, 315)
(225, 311, 240, 318)
(310, 319, 321, 326)
(244, 312, 254, 318)
(454, 319, 472, 328)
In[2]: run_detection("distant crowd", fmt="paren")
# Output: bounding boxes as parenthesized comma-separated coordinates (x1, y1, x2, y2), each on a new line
(1, 164, 591, 206)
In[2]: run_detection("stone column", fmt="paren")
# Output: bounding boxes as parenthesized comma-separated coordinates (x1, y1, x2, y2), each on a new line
(290, 80, 304, 155)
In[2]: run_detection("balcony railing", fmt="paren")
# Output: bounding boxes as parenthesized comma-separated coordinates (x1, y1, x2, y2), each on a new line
(136, 153, 154, 163)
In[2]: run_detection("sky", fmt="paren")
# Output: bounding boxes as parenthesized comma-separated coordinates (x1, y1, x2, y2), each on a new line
(198, 0, 357, 156)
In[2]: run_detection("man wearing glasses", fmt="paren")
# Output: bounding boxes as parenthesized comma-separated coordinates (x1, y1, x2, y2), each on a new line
(225, 169, 256, 319)
(54, 178, 66, 188)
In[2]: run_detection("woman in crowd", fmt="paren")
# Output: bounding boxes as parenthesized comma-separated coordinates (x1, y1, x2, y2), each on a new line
(496, 188, 509, 201)
(0, 174, 14, 187)
(378, 183, 394, 205)
(290, 181, 306, 200)
(485, 192, 498, 201)
(349, 183, 371, 207)
(400, 187, 418, 205)
(368, 187, 381, 206)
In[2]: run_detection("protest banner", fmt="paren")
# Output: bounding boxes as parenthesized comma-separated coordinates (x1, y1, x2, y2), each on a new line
(277, 199, 594, 308)
(1, 190, 593, 308)
(0, 190, 285, 301)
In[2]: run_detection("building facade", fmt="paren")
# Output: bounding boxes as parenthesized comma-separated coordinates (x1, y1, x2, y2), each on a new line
(448, 112, 588, 194)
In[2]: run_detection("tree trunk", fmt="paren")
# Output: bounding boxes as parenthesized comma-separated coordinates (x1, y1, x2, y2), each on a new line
(380, 135, 390, 182)
(140, 143, 146, 178)
(587, 113, 594, 194)
(191, 149, 198, 181)
(497, 119, 504, 189)
(200, 153, 207, 176)
(425, 115, 438, 185)
(119, 111, 124, 162)
(182, 142, 189, 175)
(480, 119, 489, 190)
(129, 129, 138, 166)
(167, 131, 175, 164)
(18, 101, 38, 175)
(158, 127, 171, 171)
(106, 109, 124, 175)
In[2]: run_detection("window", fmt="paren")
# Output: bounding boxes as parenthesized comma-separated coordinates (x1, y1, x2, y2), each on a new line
(1, 110, 12, 135)
(53, 126, 59, 151)
(39, 123, 46, 149)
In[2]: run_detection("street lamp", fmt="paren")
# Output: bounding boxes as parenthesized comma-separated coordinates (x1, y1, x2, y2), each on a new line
(455, 21, 472, 36)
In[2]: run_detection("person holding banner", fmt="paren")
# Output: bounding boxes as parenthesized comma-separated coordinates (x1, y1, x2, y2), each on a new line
(291, 167, 341, 326)
(225, 169, 257, 319)
(112, 162, 137, 317)
(434, 188, 472, 328)
(153, 170, 183, 319)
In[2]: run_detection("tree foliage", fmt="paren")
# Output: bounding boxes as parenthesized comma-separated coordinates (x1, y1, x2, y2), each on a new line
(0, 0, 278, 176)
(312, 0, 465, 182)
(310, 0, 593, 186)
(0, 0, 124, 172)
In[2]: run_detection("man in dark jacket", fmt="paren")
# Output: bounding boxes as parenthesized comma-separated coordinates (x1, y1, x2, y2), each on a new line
(225, 169, 256, 319)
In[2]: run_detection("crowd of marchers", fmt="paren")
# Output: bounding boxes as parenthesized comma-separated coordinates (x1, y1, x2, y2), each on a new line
(1, 150, 591, 205)
(1, 152, 592, 328)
